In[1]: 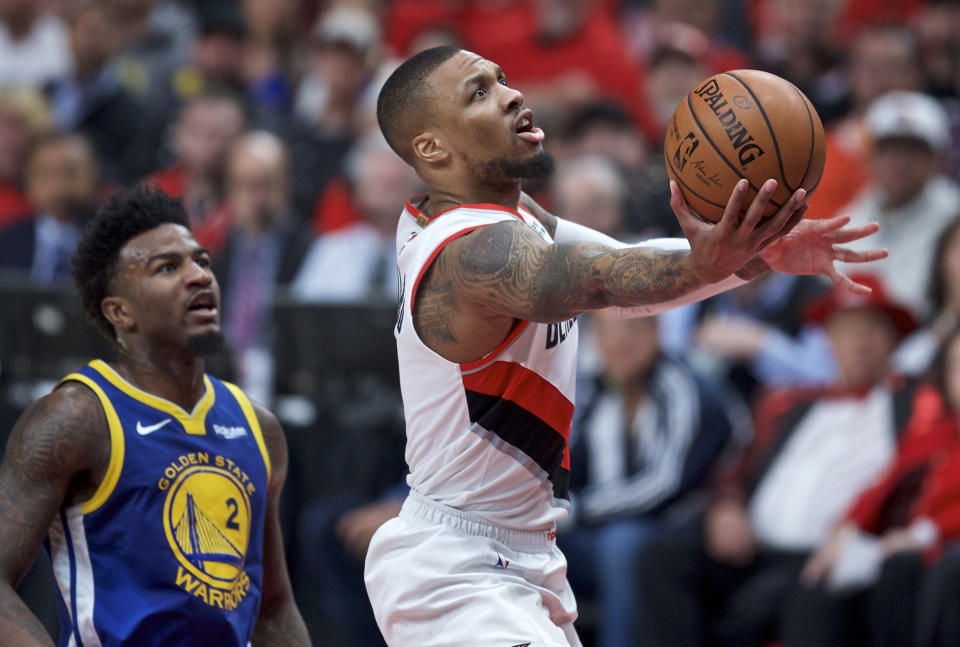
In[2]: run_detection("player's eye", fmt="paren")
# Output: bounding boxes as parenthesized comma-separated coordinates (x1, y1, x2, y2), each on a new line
(196, 256, 211, 268)
(498, 76, 508, 86)
(158, 262, 176, 273)
(473, 86, 486, 100)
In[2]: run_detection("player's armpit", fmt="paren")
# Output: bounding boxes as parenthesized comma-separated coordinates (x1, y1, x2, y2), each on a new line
(0, 384, 109, 646)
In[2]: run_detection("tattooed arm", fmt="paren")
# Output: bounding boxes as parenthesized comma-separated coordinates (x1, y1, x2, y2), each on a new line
(251, 406, 310, 647)
(0, 384, 109, 647)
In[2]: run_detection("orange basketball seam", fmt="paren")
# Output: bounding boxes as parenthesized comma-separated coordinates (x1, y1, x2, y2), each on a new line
(683, 92, 786, 210)
(794, 87, 818, 191)
(724, 71, 794, 194)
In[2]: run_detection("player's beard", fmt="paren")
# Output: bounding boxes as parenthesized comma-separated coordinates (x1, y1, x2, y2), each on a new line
(189, 330, 226, 356)
(468, 151, 555, 184)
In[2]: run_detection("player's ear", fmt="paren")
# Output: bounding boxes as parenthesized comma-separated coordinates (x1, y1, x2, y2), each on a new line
(412, 130, 449, 166)
(101, 297, 135, 332)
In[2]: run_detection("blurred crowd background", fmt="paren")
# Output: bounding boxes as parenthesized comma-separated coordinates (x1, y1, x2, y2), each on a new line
(4, 0, 960, 646)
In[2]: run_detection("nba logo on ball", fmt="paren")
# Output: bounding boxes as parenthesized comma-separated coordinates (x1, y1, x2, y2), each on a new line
(665, 69, 826, 223)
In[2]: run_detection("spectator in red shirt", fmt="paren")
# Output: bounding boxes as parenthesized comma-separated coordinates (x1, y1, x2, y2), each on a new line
(458, 0, 659, 142)
(144, 91, 247, 253)
(788, 327, 960, 647)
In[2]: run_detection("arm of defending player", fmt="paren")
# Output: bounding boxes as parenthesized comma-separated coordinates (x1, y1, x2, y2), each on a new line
(442, 178, 806, 324)
(0, 384, 109, 647)
(250, 407, 310, 647)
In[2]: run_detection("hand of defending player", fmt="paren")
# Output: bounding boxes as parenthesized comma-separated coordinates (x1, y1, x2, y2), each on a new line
(758, 215, 888, 295)
(671, 178, 807, 285)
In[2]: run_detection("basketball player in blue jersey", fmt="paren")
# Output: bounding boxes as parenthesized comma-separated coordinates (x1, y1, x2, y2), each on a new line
(364, 47, 890, 646)
(0, 186, 310, 646)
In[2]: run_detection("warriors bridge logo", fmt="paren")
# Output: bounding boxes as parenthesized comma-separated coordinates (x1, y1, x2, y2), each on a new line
(160, 453, 256, 610)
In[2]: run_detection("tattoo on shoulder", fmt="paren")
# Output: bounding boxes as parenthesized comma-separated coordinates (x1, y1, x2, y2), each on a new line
(0, 384, 110, 586)
(3, 383, 109, 501)
(413, 262, 460, 346)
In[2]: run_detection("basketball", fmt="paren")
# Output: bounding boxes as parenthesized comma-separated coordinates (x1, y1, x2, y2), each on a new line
(664, 69, 826, 223)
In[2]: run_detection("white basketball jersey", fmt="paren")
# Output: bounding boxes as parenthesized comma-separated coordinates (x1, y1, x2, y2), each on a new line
(393, 196, 579, 530)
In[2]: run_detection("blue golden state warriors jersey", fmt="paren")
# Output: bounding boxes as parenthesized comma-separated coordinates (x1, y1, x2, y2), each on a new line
(45, 360, 271, 647)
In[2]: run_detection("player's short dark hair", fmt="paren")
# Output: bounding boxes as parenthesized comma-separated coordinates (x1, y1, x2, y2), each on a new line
(72, 185, 190, 342)
(377, 46, 461, 163)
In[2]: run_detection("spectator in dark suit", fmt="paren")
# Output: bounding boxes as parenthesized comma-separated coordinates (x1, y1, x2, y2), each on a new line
(48, 0, 147, 184)
(562, 309, 749, 647)
(0, 132, 98, 283)
(214, 130, 309, 404)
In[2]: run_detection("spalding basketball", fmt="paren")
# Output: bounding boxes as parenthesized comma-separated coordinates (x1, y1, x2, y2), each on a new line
(664, 69, 826, 223)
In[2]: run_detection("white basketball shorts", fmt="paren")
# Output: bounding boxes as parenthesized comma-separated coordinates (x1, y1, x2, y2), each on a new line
(364, 490, 581, 647)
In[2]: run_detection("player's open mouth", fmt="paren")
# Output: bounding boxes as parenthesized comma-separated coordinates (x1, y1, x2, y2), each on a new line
(187, 291, 219, 318)
(515, 109, 545, 144)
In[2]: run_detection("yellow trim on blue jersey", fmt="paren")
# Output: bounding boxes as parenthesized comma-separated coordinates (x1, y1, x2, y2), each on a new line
(223, 382, 272, 482)
(57, 373, 126, 514)
(88, 360, 214, 435)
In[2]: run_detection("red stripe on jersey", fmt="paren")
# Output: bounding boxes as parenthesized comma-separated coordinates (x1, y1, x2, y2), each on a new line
(461, 361, 573, 469)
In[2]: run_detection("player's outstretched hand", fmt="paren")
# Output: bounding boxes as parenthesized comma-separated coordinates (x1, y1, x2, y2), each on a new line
(672, 178, 807, 285)
(758, 214, 888, 295)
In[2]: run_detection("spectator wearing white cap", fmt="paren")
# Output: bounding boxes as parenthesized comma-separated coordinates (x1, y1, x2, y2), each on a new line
(839, 90, 960, 317)
(294, 5, 382, 139)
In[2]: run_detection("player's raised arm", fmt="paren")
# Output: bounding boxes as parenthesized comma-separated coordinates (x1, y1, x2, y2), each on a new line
(435, 177, 803, 325)
(250, 407, 310, 647)
(0, 385, 109, 647)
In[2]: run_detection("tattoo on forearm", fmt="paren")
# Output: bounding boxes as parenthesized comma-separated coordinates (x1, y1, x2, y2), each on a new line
(431, 222, 703, 322)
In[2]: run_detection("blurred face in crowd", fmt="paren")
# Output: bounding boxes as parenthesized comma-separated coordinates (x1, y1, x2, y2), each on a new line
(193, 33, 246, 87)
(354, 148, 420, 234)
(937, 224, 960, 311)
(552, 157, 624, 237)
(943, 333, 960, 413)
(0, 0, 36, 36)
(869, 137, 940, 209)
(824, 308, 898, 388)
(534, 0, 592, 39)
(654, 0, 719, 37)
(849, 27, 921, 112)
(568, 121, 647, 171)
(69, 2, 119, 80)
(243, 0, 298, 41)
(226, 132, 289, 234)
(174, 97, 246, 178)
(648, 51, 707, 131)
(310, 40, 371, 106)
(592, 309, 660, 385)
(0, 103, 32, 182)
(26, 137, 97, 222)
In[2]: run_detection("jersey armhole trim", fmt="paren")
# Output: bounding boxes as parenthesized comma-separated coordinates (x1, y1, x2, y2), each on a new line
(57, 374, 126, 515)
(223, 382, 272, 482)
(409, 224, 488, 317)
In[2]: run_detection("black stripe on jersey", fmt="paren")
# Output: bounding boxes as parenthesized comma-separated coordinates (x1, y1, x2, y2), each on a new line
(464, 390, 570, 501)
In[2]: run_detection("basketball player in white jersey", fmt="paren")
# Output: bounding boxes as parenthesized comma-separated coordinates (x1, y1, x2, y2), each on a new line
(366, 46, 886, 647)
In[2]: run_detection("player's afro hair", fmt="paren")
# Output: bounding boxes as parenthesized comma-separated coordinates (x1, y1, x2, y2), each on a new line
(377, 46, 462, 162)
(72, 184, 190, 341)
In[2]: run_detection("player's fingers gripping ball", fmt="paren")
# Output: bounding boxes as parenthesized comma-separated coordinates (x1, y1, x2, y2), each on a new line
(665, 69, 826, 223)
